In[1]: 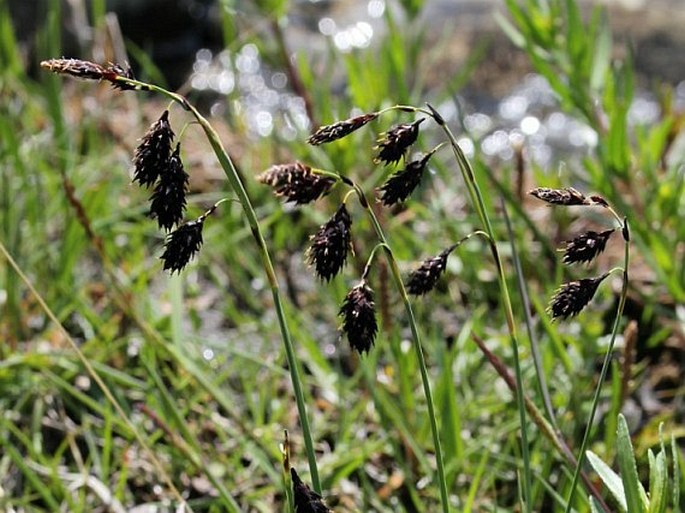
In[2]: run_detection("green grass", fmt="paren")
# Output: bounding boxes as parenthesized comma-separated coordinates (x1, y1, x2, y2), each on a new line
(1, 0, 684, 511)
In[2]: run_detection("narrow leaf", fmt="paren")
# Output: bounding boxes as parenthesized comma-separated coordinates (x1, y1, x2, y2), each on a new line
(617, 414, 646, 513)
(587, 449, 627, 512)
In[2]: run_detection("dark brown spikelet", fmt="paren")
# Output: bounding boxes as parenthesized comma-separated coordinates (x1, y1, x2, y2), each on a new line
(160, 218, 206, 273)
(378, 151, 434, 205)
(562, 229, 614, 265)
(339, 281, 378, 354)
(374, 118, 425, 166)
(41, 58, 108, 80)
(41, 59, 137, 90)
(406, 246, 454, 295)
(306, 204, 352, 281)
(133, 110, 175, 188)
(149, 143, 189, 231)
(291, 468, 332, 513)
(257, 162, 335, 205)
(529, 187, 589, 206)
(549, 273, 609, 320)
(307, 112, 379, 145)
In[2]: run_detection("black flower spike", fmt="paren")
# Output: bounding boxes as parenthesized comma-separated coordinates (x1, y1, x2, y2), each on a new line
(374, 118, 425, 166)
(307, 112, 379, 145)
(549, 273, 610, 320)
(133, 110, 175, 188)
(378, 150, 434, 205)
(339, 281, 378, 354)
(562, 229, 615, 265)
(291, 468, 332, 513)
(257, 162, 336, 205)
(149, 143, 190, 231)
(307, 204, 352, 281)
(529, 187, 589, 206)
(406, 245, 455, 295)
(160, 217, 206, 273)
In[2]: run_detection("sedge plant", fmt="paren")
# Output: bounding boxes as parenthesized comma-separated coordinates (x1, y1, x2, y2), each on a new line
(40, 58, 324, 499)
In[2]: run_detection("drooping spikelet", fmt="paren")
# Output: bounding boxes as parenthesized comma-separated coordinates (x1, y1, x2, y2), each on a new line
(257, 162, 335, 205)
(40, 59, 137, 90)
(132, 110, 175, 188)
(339, 281, 378, 354)
(149, 143, 189, 231)
(529, 187, 589, 206)
(159, 207, 214, 274)
(406, 246, 455, 295)
(561, 229, 614, 265)
(374, 118, 424, 166)
(41, 58, 108, 80)
(306, 204, 352, 281)
(307, 112, 378, 145)
(291, 468, 332, 513)
(378, 151, 434, 205)
(549, 273, 609, 319)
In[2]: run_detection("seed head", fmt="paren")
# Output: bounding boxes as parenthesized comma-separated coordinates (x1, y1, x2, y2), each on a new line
(307, 112, 378, 145)
(40, 59, 137, 90)
(374, 118, 424, 166)
(562, 229, 614, 265)
(257, 162, 335, 205)
(549, 273, 609, 320)
(306, 204, 352, 281)
(406, 246, 454, 295)
(160, 218, 206, 273)
(378, 151, 433, 205)
(41, 58, 108, 80)
(339, 281, 378, 354)
(529, 187, 589, 206)
(133, 110, 175, 188)
(149, 143, 189, 231)
(291, 468, 332, 513)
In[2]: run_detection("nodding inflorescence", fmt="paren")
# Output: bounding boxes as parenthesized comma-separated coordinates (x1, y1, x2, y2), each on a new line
(307, 112, 379, 146)
(378, 151, 434, 206)
(40, 58, 137, 90)
(291, 468, 332, 513)
(548, 273, 609, 320)
(261, 108, 432, 354)
(406, 246, 455, 296)
(133, 110, 176, 188)
(374, 118, 425, 166)
(529, 186, 590, 206)
(257, 162, 336, 205)
(149, 143, 189, 232)
(339, 280, 378, 354)
(562, 229, 615, 265)
(160, 219, 205, 274)
(530, 186, 626, 319)
(306, 204, 353, 282)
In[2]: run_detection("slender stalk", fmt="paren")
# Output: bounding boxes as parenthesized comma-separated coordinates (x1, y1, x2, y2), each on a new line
(425, 106, 533, 513)
(350, 184, 451, 513)
(564, 225, 630, 513)
(471, 333, 613, 513)
(118, 77, 322, 493)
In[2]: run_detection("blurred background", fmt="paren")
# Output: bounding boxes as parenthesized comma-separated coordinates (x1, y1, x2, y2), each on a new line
(2, 0, 685, 511)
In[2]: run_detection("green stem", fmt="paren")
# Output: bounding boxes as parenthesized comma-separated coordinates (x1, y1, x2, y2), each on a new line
(351, 184, 451, 513)
(564, 224, 630, 513)
(122, 78, 322, 493)
(429, 108, 533, 513)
